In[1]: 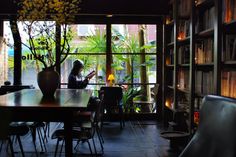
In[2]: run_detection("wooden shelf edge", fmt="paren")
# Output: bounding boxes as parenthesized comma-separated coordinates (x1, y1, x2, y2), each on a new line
(196, 63, 214, 66)
(178, 37, 190, 45)
(167, 42, 174, 47)
(195, 0, 214, 10)
(196, 28, 214, 38)
(178, 88, 190, 93)
(223, 60, 236, 65)
(178, 64, 190, 67)
(167, 85, 174, 89)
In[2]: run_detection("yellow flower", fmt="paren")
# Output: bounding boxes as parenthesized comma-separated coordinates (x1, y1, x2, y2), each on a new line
(108, 74, 115, 81)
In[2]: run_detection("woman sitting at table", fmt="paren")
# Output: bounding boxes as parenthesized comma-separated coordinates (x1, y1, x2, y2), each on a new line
(68, 60, 98, 110)
(68, 60, 95, 89)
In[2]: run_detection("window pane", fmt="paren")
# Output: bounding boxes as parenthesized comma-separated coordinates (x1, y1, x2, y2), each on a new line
(112, 54, 156, 84)
(69, 24, 106, 53)
(0, 37, 10, 85)
(110, 24, 156, 84)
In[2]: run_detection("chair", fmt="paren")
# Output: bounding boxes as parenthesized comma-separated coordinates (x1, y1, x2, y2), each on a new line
(27, 122, 48, 153)
(51, 97, 104, 156)
(133, 84, 159, 113)
(0, 117, 29, 157)
(100, 86, 124, 129)
(179, 95, 236, 157)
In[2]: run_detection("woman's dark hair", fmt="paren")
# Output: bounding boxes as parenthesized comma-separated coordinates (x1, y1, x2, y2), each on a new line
(71, 60, 84, 75)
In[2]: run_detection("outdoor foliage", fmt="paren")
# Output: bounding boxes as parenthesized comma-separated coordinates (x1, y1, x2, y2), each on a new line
(15, 0, 81, 69)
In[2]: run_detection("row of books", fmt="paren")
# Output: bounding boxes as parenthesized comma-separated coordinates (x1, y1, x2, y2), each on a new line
(195, 70, 214, 95)
(178, 20, 190, 40)
(178, 0, 191, 17)
(221, 71, 236, 98)
(166, 49, 174, 65)
(178, 69, 189, 90)
(223, 0, 236, 23)
(196, 6, 215, 32)
(178, 45, 190, 64)
(194, 97, 203, 110)
(195, 39, 213, 64)
(167, 20, 190, 43)
(222, 35, 236, 61)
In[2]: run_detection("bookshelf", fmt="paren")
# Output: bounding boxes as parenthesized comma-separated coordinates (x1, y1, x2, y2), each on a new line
(163, 0, 192, 131)
(163, 0, 236, 134)
(221, 0, 236, 98)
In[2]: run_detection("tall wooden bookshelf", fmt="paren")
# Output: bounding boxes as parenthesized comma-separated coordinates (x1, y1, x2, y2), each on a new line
(163, 0, 236, 134)
(163, 0, 192, 131)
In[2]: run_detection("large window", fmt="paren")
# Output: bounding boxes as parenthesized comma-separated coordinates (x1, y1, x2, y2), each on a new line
(3, 22, 158, 113)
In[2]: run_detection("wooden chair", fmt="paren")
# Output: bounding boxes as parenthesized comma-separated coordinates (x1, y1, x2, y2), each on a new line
(51, 98, 104, 156)
(100, 86, 125, 129)
(0, 110, 30, 157)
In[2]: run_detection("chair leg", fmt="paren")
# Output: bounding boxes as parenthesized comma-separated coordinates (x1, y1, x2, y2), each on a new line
(92, 138, 97, 156)
(87, 140, 93, 157)
(16, 135, 25, 157)
(96, 128, 104, 152)
(0, 140, 3, 152)
(8, 137, 15, 157)
(43, 122, 50, 142)
(59, 140, 64, 157)
(32, 138, 39, 157)
(54, 139, 60, 157)
(36, 129, 44, 152)
(38, 127, 47, 152)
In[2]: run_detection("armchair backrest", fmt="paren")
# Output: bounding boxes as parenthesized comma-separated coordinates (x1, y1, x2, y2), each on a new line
(179, 95, 236, 157)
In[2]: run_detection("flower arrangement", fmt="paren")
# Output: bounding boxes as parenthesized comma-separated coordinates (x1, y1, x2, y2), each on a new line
(15, 0, 81, 69)
(107, 74, 115, 86)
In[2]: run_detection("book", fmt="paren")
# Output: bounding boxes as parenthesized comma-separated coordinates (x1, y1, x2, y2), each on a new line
(224, 35, 236, 61)
(85, 70, 96, 79)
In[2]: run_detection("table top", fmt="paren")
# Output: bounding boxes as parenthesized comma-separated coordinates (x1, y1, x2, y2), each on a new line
(0, 89, 92, 110)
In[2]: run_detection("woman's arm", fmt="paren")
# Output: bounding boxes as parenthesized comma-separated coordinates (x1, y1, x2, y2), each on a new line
(68, 74, 88, 89)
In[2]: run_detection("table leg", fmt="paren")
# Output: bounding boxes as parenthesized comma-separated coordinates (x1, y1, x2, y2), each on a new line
(64, 119, 73, 157)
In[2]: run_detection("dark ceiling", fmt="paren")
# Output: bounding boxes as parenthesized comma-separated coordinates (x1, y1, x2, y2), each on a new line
(0, 0, 168, 16)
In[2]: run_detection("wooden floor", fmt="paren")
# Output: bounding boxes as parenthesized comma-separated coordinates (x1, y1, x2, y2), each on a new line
(1, 121, 181, 157)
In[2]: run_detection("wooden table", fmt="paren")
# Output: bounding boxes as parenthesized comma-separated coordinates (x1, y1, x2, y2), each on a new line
(0, 89, 92, 157)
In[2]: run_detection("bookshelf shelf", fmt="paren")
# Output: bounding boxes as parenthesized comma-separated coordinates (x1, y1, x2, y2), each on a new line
(166, 64, 174, 68)
(195, 0, 214, 10)
(167, 85, 174, 89)
(178, 88, 190, 94)
(166, 20, 174, 26)
(167, 42, 174, 47)
(223, 20, 236, 33)
(223, 61, 236, 65)
(196, 28, 214, 38)
(178, 37, 190, 45)
(195, 63, 214, 67)
(179, 64, 190, 67)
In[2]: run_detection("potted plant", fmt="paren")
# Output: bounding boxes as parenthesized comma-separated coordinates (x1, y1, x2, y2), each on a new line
(12, 0, 81, 97)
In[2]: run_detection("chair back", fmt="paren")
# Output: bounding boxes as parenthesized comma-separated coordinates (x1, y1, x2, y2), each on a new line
(100, 86, 123, 106)
(0, 109, 11, 139)
(179, 95, 236, 157)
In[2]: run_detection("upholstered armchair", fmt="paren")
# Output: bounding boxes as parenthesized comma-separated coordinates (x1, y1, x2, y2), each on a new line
(179, 95, 236, 157)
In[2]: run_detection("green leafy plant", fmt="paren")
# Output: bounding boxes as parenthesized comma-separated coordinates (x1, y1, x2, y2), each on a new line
(122, 86, 141, 113)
